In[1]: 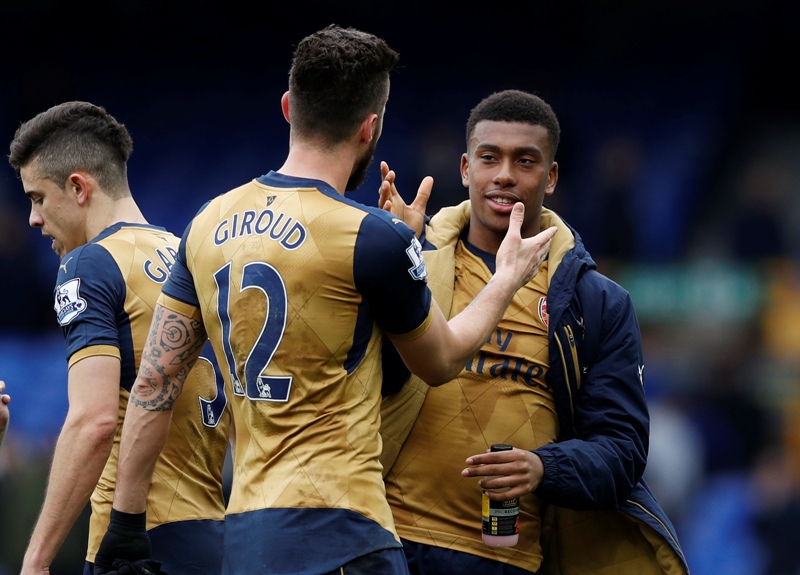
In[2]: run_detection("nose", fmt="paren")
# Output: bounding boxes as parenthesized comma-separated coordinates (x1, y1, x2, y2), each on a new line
(29, 205, 43, 228)
(493, 159, 516, 186)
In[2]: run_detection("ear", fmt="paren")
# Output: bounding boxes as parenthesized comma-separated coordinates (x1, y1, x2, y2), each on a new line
(545, 161, 559, 197)
(460, 153, 470, 188)
(67, 172, 92, 206)
(358, 113, 379, 144)
(281, 91, 291, 123)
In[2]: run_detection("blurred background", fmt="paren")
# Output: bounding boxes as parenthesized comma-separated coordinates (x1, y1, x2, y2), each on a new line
(2, 1, 800, 573)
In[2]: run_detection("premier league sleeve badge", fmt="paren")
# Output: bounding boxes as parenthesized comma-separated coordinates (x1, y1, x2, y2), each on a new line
(54, 278, 88, 325)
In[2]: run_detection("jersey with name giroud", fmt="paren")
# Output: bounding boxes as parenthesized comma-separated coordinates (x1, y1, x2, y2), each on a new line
(160, 171, 433, 573)
(52, 222, 229, 564)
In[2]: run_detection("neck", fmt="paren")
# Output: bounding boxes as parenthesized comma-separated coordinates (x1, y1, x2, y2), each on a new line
(277, 140, 356, 195)
(86, 196, 148, 241)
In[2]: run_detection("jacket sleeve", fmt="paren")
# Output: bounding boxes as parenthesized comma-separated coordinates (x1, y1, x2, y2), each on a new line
(534, 274, 650, 509)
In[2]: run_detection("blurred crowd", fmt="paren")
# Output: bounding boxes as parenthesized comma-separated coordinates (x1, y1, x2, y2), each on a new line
(2, 2, 800, 573)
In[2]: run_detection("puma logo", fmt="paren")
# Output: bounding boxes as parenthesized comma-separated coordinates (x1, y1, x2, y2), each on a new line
(59, 256, 74, 274)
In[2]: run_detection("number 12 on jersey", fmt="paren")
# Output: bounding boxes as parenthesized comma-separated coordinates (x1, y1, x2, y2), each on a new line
(214, 261, 293, 402)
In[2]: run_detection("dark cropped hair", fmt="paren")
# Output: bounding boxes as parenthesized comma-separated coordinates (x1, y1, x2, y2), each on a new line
(466, 90, 561, 160)
(288, 24, 399, 145)
(8, 101, 133, 198)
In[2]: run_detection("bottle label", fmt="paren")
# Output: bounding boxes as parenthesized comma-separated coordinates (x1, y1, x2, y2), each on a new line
(481, 492, 520, 536)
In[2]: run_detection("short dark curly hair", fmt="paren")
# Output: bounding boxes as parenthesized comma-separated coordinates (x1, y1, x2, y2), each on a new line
(466, 90, 560, 159)
(288, 24, 399, 145)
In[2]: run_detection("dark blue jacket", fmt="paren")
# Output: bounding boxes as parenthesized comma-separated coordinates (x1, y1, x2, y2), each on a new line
(538, 212, 689, 574)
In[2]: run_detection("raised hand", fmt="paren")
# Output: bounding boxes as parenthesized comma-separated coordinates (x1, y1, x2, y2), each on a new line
(378, 160, 433, 239)
(495, 203, 557, 291)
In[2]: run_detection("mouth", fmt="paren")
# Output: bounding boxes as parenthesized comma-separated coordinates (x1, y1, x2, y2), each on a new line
(485, 193, 519, 210)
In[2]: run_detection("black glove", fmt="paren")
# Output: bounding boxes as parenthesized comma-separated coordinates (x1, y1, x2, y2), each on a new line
(101, 559, 167, 575)
(94, 509, 151, 574)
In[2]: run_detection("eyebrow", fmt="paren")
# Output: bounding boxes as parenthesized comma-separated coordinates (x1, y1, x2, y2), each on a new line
(475, 143, 543, 156)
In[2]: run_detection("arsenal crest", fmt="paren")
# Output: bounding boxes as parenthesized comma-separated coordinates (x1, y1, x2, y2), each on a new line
(538, 297, 548, 327)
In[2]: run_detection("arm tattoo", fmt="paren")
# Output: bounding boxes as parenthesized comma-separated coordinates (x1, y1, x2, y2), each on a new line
(133, 306, 207, 412)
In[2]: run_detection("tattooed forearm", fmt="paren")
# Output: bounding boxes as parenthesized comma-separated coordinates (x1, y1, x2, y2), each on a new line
(151, 306, 207, 360)
(131, 358, 197, 411)
(133, 305, 207, 412)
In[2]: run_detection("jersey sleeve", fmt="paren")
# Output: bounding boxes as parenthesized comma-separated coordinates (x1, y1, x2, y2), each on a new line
(353, 212, 432, 338)
(53, 244, 125, 366)
(161, 223, 200, 308)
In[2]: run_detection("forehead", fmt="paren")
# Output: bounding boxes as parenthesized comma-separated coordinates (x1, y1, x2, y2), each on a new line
(469, 120, 551, 155)
(20, 163, 60, 196)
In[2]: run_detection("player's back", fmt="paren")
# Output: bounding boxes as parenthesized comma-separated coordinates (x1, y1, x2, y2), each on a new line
(55, 223, 230, 574)
(168, 171, 432, 573)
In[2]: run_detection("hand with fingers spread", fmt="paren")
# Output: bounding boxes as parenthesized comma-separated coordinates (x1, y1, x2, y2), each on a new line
(495, 202, 557, 292)
(378, 160, 432, 238)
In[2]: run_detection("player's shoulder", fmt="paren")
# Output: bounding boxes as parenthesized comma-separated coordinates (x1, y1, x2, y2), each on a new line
(352, 201, 418, 242)
(58, 223, 179, 283)
(89, 222, 178, 250)
(57, 240, 113, 282)
(54, 241, 123, 326)
(183, 181, 253, 230)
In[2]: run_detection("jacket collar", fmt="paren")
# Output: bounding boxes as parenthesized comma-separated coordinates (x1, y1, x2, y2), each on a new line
(426, 200, 578, 286)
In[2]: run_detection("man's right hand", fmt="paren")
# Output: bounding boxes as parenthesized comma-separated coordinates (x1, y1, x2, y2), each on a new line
(94, 509, 151, 575)
(378, 160, 432, 239)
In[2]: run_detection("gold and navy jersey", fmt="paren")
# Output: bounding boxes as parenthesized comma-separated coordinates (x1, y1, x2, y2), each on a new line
(384, 238, 557, 573)
(160, 171, 433, 574)
(53, 223, 230, 573)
